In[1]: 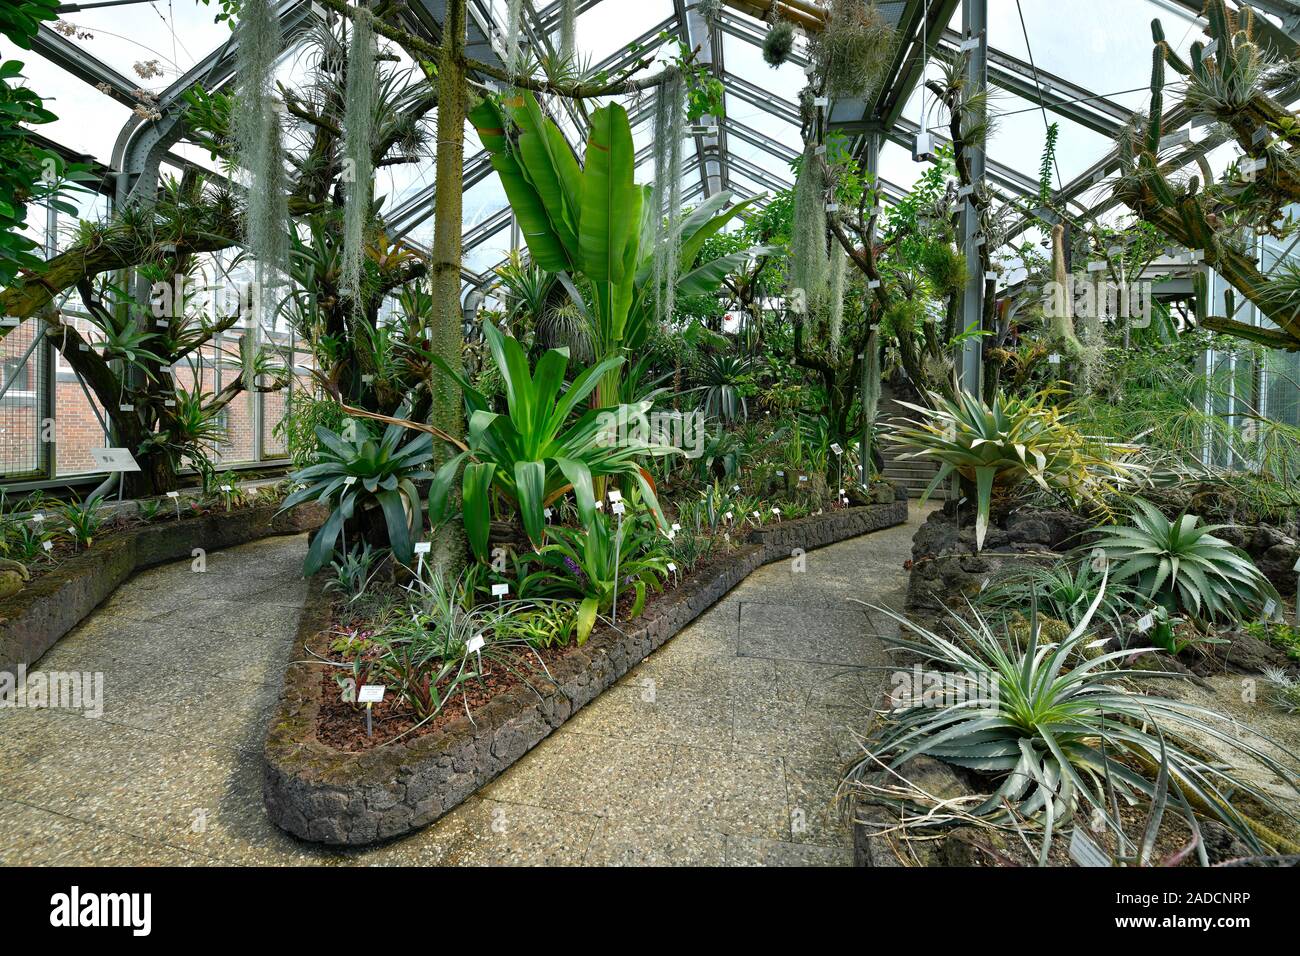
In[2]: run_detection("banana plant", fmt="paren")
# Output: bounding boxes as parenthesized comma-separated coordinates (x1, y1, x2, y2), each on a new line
(427, 321, 677, 561)
(470, 91, 642, 408)
(469, 91, 769, 402)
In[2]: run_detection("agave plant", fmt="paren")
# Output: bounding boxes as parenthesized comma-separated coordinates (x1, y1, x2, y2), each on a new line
(280, 411, 434, 575)
(427, 320, 676, 561)
(887, 389, 1139, 549)
(1090, 498, 1280, 622)
(845, 585, 1300, 865)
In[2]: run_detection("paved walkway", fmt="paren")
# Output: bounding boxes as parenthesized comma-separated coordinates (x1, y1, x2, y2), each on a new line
(0, 504, 928, 866)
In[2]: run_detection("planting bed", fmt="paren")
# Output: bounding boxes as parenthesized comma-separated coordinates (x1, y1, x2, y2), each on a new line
(0, 501, 327, 674)
(262, 498, 909, 846)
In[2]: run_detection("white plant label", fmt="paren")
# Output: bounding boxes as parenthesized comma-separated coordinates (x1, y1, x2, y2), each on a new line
(166, 491, 180, 499)
(612, 501, 625, 515)
(666, 562, 677, 574)
(776, 471, 785, 477)
(771, 508, 781, 515)
(1048, 353, 1061, 364)
(1087, 260, 1107, 272)
(1136, 613, 1154, 633)
(466, 635, 485, 654)
(491, 583, 509, 598)
(732, 485, 740, 492)
(1068, 829, 1110, 868)
(868, 279, 881, 289)
(830, 443, 843, 456)
(343, 476, 357, 486)
(544, 508, 552, 520)
(670, 523, 681, 532)
(608, 489, 622, 503)
(42, 540, 53, 552)
(1263, 599, 1278, 619)
(220, 485, 233, 493)
(31, 512, 44, 523)
(357, 684, 385, 704)
(0, 316, 18, 328)
(413, 542, 432, 554)
(798, 476, 808, 483)
(724, 511, 733, 522)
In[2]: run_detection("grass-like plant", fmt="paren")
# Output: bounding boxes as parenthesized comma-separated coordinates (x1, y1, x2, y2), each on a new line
(844, 584, 1300, 864)
(59, 494, 107, 550)
(1090, 498, 1280, 622)
(887, 389, 1138, 549)
(281, 412, 434, 575)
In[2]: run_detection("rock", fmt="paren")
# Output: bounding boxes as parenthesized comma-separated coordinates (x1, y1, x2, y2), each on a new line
(853, 756, 984, 867)
(1201, 820, 1252, 865)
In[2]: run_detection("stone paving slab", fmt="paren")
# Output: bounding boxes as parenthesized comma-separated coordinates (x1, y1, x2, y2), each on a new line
(0, 505, 932, 866)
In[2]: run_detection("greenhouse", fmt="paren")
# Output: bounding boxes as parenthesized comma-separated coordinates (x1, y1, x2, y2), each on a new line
(2, 0, 1300, 888)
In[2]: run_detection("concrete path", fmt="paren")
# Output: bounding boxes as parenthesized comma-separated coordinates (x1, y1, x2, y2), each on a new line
(0, 504, 928, 866)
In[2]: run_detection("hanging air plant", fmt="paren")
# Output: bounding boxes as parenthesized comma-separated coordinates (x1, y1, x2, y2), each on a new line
(812, 0, 897, 100)
(763, 19, 796, 67)
(232, 0, 289, 324)
(652, 68, 686, 327)
(559, 0, 577, 62)
(697, 0, 724, 23)
(789, 140, 830, 325)
(341, 8, 377, 312)
(828, 248, 846, 355)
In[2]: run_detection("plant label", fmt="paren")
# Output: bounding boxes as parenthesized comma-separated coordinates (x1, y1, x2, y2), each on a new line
(612, 501, 625, 515)
(92, 449, 141, 474)
(1292, 557, 1300, 572)
(357, 684, 385, 704)
(166, 491, 179, 498)
(831, 443, 843, 456)
(0, 316, 18, 328)
(1068, 829, 1110, 868)
(752, 511, 760, 519)
(466, 635, 485, 654)
(959, 34, 982, 52)
(31, 512, 44, 523)
(825, 202, 839, 213)
(666, 562, 677, 574)
(491, 583, 509, 598)
(164, 400, 176, 408)
(798, 476, 808, 483)
(361, 374, 374, 384)
(723, 511, 733, 522)
(868, 280, 881, 289)
(732, 484, 740, 492)
(79, 343, 88, 351)
(119, 404, 135, 412)
(220, 485, 233, 493)
(343, 476, 357, 486)
(1263, 599, 1278, 620)
(1092, 168, 1106, 184)
(670, 523, 681, 532)
(771, 507, 780, 515)
(413, 542, 432, 554)
(1106, 245, 1123, 256)
(814, 144, 826, 156)
(594, 500, 603, 510)
(814, 96, 828, 107)
(1048, 353, 1061, 364)
(544, 508, 552, 521)
(1087, 260, 1107, 272)
(1253, 126, 1268, 145)
(42, 541, 53, 552)
(1136, 613, 1154, 633)
(984, 271, 996, 281)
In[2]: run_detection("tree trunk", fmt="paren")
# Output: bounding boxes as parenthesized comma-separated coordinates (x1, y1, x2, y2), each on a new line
(426, 0, 468, 573)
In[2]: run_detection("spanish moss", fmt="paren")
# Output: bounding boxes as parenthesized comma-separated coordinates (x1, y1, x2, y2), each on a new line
(652, 68, 686, 327)
(341, 8, 377, 313)
(505, 0, 525, 76)
(828, 247, 846, 355)
(789, 140, 829, 325)
(559, 0, 577, 62)
(232, 0, 288, 324)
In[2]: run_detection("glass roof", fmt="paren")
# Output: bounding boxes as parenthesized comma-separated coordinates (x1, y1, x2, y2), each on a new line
(18, 0, 1299, 283)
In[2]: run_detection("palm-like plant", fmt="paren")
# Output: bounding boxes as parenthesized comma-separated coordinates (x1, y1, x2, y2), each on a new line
(1090, 498, 1280, 621)
(845, 586, 1300, 864)
(427, 321, 677, 561)
(280, 412, 434, 575)
(888, 389, 1139, 549)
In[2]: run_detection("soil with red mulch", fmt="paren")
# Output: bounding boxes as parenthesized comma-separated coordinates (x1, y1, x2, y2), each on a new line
(310, 546, 744, 753)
